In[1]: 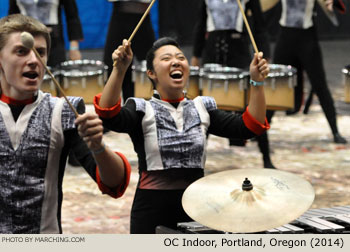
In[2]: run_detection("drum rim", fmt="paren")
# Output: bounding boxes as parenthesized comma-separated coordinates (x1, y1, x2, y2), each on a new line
(202, 71, 249, 80)
(202, 66, 243, 73)
(342, 65, 350, 75)
(43, 66, 59, 80)
(202, 63, 223, 71)
(201, 65, 248, 79)
(132, 64, 147, 72)
(59, 59, 107, 77)
(267, 64, 297, 78)
(190, 66, 201, 76)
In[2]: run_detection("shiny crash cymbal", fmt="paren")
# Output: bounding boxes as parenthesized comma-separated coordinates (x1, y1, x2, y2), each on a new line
(260, 0, 280, 12)
(182, 169, 315, 233)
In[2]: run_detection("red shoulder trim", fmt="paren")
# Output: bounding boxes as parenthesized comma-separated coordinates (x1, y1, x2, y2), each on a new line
(93, 93, 121, 118)
(242, 107, 270, 135)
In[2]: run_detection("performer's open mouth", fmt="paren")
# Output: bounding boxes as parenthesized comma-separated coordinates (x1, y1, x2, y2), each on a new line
(170, 70, 183, 79)
(23, 71, 39, 80)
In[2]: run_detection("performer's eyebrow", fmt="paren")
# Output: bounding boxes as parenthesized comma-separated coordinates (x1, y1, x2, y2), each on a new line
(160, 52, 184, 57)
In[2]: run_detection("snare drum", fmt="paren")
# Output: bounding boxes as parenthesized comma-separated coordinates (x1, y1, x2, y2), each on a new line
(263, 64, 297, 110)
(59, 60, 108, 104)
(342, 65, 350, 103)
(201, 66, 248, 111)
(202, 63, 223, 71)
(185, 66, 201, 99)
(132, 60, 153, 99)
(40, 67, 58, 96)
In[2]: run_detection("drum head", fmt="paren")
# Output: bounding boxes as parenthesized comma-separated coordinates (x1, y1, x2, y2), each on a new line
(60, 60, 106, 77)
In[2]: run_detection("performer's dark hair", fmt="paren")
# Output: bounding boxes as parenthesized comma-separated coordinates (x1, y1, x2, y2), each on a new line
(145, 37, 180, 89)
(146, 37, 180, 71)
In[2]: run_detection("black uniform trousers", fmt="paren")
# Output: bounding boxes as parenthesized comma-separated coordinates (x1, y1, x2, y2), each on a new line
(273, 26, 338, 134)
(130, 188, 192, 234)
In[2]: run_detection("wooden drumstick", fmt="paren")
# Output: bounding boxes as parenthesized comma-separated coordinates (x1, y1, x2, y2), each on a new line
(236, 0, 269, 79)
(21, 32, 79, 117)
(236, 0, 259, 54)
(113, 0, 157, 67)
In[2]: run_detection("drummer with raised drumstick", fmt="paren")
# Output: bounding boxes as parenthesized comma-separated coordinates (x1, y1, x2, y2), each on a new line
(9, 0, 85, 166)
(0, 14, 131, 233)
(103, 0, 156, 103)
(190, 0, 277, 169)
(94, 36, 270, 233)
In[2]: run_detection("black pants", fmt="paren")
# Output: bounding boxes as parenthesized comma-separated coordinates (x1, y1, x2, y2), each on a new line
(130, 188, 193, 234)
(103, 6, 155, 102)
(47, 25, 66, 68)
(273, 26, 339, 134)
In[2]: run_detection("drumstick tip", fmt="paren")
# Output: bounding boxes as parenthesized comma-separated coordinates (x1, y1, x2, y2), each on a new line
(21, 31, 34, 49)
(20, 33, 79, 118)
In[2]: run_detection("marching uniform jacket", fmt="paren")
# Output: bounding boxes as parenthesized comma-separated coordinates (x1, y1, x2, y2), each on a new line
(94, 94, 269, 189)
(0, 91, 130, 234)
(279, 0, 346, 29)
(9, 0, 83, 41)
(279, 0, 316, 29)
(192, 0, 270, 67)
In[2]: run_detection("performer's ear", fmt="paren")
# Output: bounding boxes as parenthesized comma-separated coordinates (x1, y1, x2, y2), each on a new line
(147, 69, 157, 82)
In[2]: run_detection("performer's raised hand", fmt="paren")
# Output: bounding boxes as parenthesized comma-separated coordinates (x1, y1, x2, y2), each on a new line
(112, 39, 133, 73)
(249, 52, 269, 82)
(75, 111, 104, 152)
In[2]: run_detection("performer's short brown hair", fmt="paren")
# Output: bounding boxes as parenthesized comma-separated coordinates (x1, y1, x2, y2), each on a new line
(0, 14, 51, 54)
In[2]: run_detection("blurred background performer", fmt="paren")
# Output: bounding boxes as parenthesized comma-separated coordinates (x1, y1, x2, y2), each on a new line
(191, 0, 276, 168)
(103, 0, 155, 102)
(272, 0, 347, 144)
(303, 0, 347, 114)
(9, 0, 83, 68)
